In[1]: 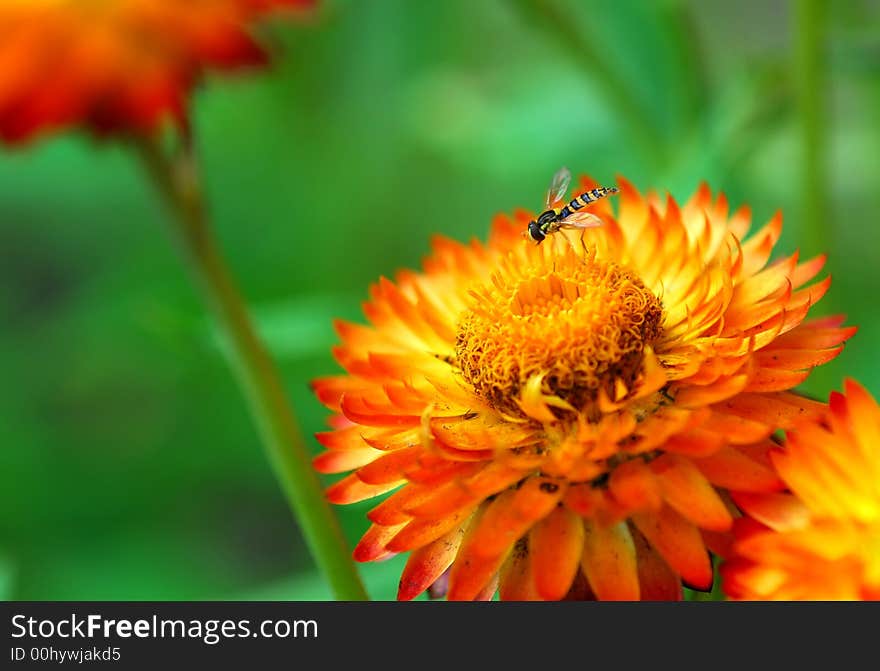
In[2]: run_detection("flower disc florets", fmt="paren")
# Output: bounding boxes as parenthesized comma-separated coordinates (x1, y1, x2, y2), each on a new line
(456, 250, 663, 417)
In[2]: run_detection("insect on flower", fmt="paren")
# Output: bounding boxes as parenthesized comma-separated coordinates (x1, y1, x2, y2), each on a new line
(524, 167, 619, 243)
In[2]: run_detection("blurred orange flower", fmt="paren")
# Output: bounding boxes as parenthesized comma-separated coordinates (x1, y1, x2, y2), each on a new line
(722, 379, 880, 600)
(312, 175, 854, 600)
(0, 0, 314, 143)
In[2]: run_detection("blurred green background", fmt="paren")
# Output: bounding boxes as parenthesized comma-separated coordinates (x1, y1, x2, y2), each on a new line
(1, 0, 878, 600)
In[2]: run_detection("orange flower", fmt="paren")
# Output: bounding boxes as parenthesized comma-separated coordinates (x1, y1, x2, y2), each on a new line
(722, 379, 880, 600)
(0, 0, 314, 143)
(313, 175, 854, 600)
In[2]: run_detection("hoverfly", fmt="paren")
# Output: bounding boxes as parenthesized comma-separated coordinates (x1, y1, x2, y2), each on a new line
(525, 167, 618, 244)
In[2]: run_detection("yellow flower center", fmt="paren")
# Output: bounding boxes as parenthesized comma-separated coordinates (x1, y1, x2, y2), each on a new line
(455, 247, 663, 418)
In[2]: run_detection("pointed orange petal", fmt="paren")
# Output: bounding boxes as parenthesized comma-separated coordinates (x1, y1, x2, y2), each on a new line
(366, 485, 428, 525)
(651, 454, 733, 531)
(632, 506, 713, 590)
(529, 506, 585, 600)
(498, 543, 541, 601)
(673, 374, 750, 408)
(448, 478, 565, 600)
(701, 529, 735, 559)
(686, 180, 713, 213)
(404, 462, 525, 518)
(729, 491, 810, 532)
(312, 446, 382, 474)
(729, 254, 797, 307)
(340, 394, 421, 427)
(475, 573, 500, 601)
(446, 505, 505, 601)
(403, 481, 481, 519)
(719, 391, 826, 428)
(616, 175, 646, 229)
(353, 522, 408, 562)
(740, 211, 782, 277)
(461, 462, 528, 498)
(581, 520, 640, 600)
(386, 505, 477, 553)
(360, 427, 421, 451)
(563, 482, 604, 517)
(375, 276, 449, 351)
(448, 549, 508, 601)
(720, 308, 780, 341)
(631, 524, 682, 601)
(787, 275, 831, 309)
(727, 203, 752, 241)
(404, 460, 485, 487)
(698, 410, 771, 444)
(429, 411, 536, 452)
(398, 524, 466, 601)
(692, 445, 784, 493)
(312, 375, 363, 409)
(771, 323, 857, 350)
(778, 423, 867, 517)
(746, 367, 811, 392)
(662, 428, 726, 457)
(326, 473, 404, 504)
(608, 459, 662, 513)
(355, 445, 424, 484)
(465, 477, 565, 560)
(842, 379, 880, 449)
(315, 425, 366, 450)
(790, 253, 826, 288)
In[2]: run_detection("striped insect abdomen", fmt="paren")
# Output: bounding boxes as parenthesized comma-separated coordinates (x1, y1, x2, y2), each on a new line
(559, 185, 619, 219)
(578, 187, 616, 206)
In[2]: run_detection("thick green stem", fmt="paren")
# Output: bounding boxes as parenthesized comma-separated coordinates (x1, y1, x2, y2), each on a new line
(136, 136, 368, 601)
(795, 0, 828, 258)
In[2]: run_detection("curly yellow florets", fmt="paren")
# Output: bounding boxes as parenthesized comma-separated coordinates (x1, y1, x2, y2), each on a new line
(455, 246, 663, 417)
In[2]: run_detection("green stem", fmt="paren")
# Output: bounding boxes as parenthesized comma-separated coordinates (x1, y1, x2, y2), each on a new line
(135, 135, 368, 601)
(795, 0, 829, 258)
(794, 0, 837, 398)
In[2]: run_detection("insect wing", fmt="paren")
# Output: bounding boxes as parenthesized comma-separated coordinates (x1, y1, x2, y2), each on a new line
(545, 166, 572, 207)
(559, 211, 604, 230)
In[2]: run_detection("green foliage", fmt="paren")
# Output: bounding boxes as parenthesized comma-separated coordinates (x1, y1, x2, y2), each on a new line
(1, 0, 878, 600)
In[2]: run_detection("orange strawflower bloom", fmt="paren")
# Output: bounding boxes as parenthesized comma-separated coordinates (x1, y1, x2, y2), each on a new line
(0, 0, 314, 143)
(722, 379, 880, 600)
(313, 175, 854, 600)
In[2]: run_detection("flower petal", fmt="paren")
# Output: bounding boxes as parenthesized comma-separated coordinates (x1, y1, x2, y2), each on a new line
(326, 473, 404, 504)
(398, 524, 467, 601)
(651, 454, 734, 531)
(608, 459, 662, 514)
(387, 506, 478, 553)
(498, 542, 541, 601)
(354, 522, 408, 562)
(529, 506, 585, 600)
(632, 524, 682, 601)
(632, 506, 713, 590)
(580, 520, 640, 600)
(718, 391, 826, 428)
(693, 445, 784, 493)
(448, 478, 564, 600)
